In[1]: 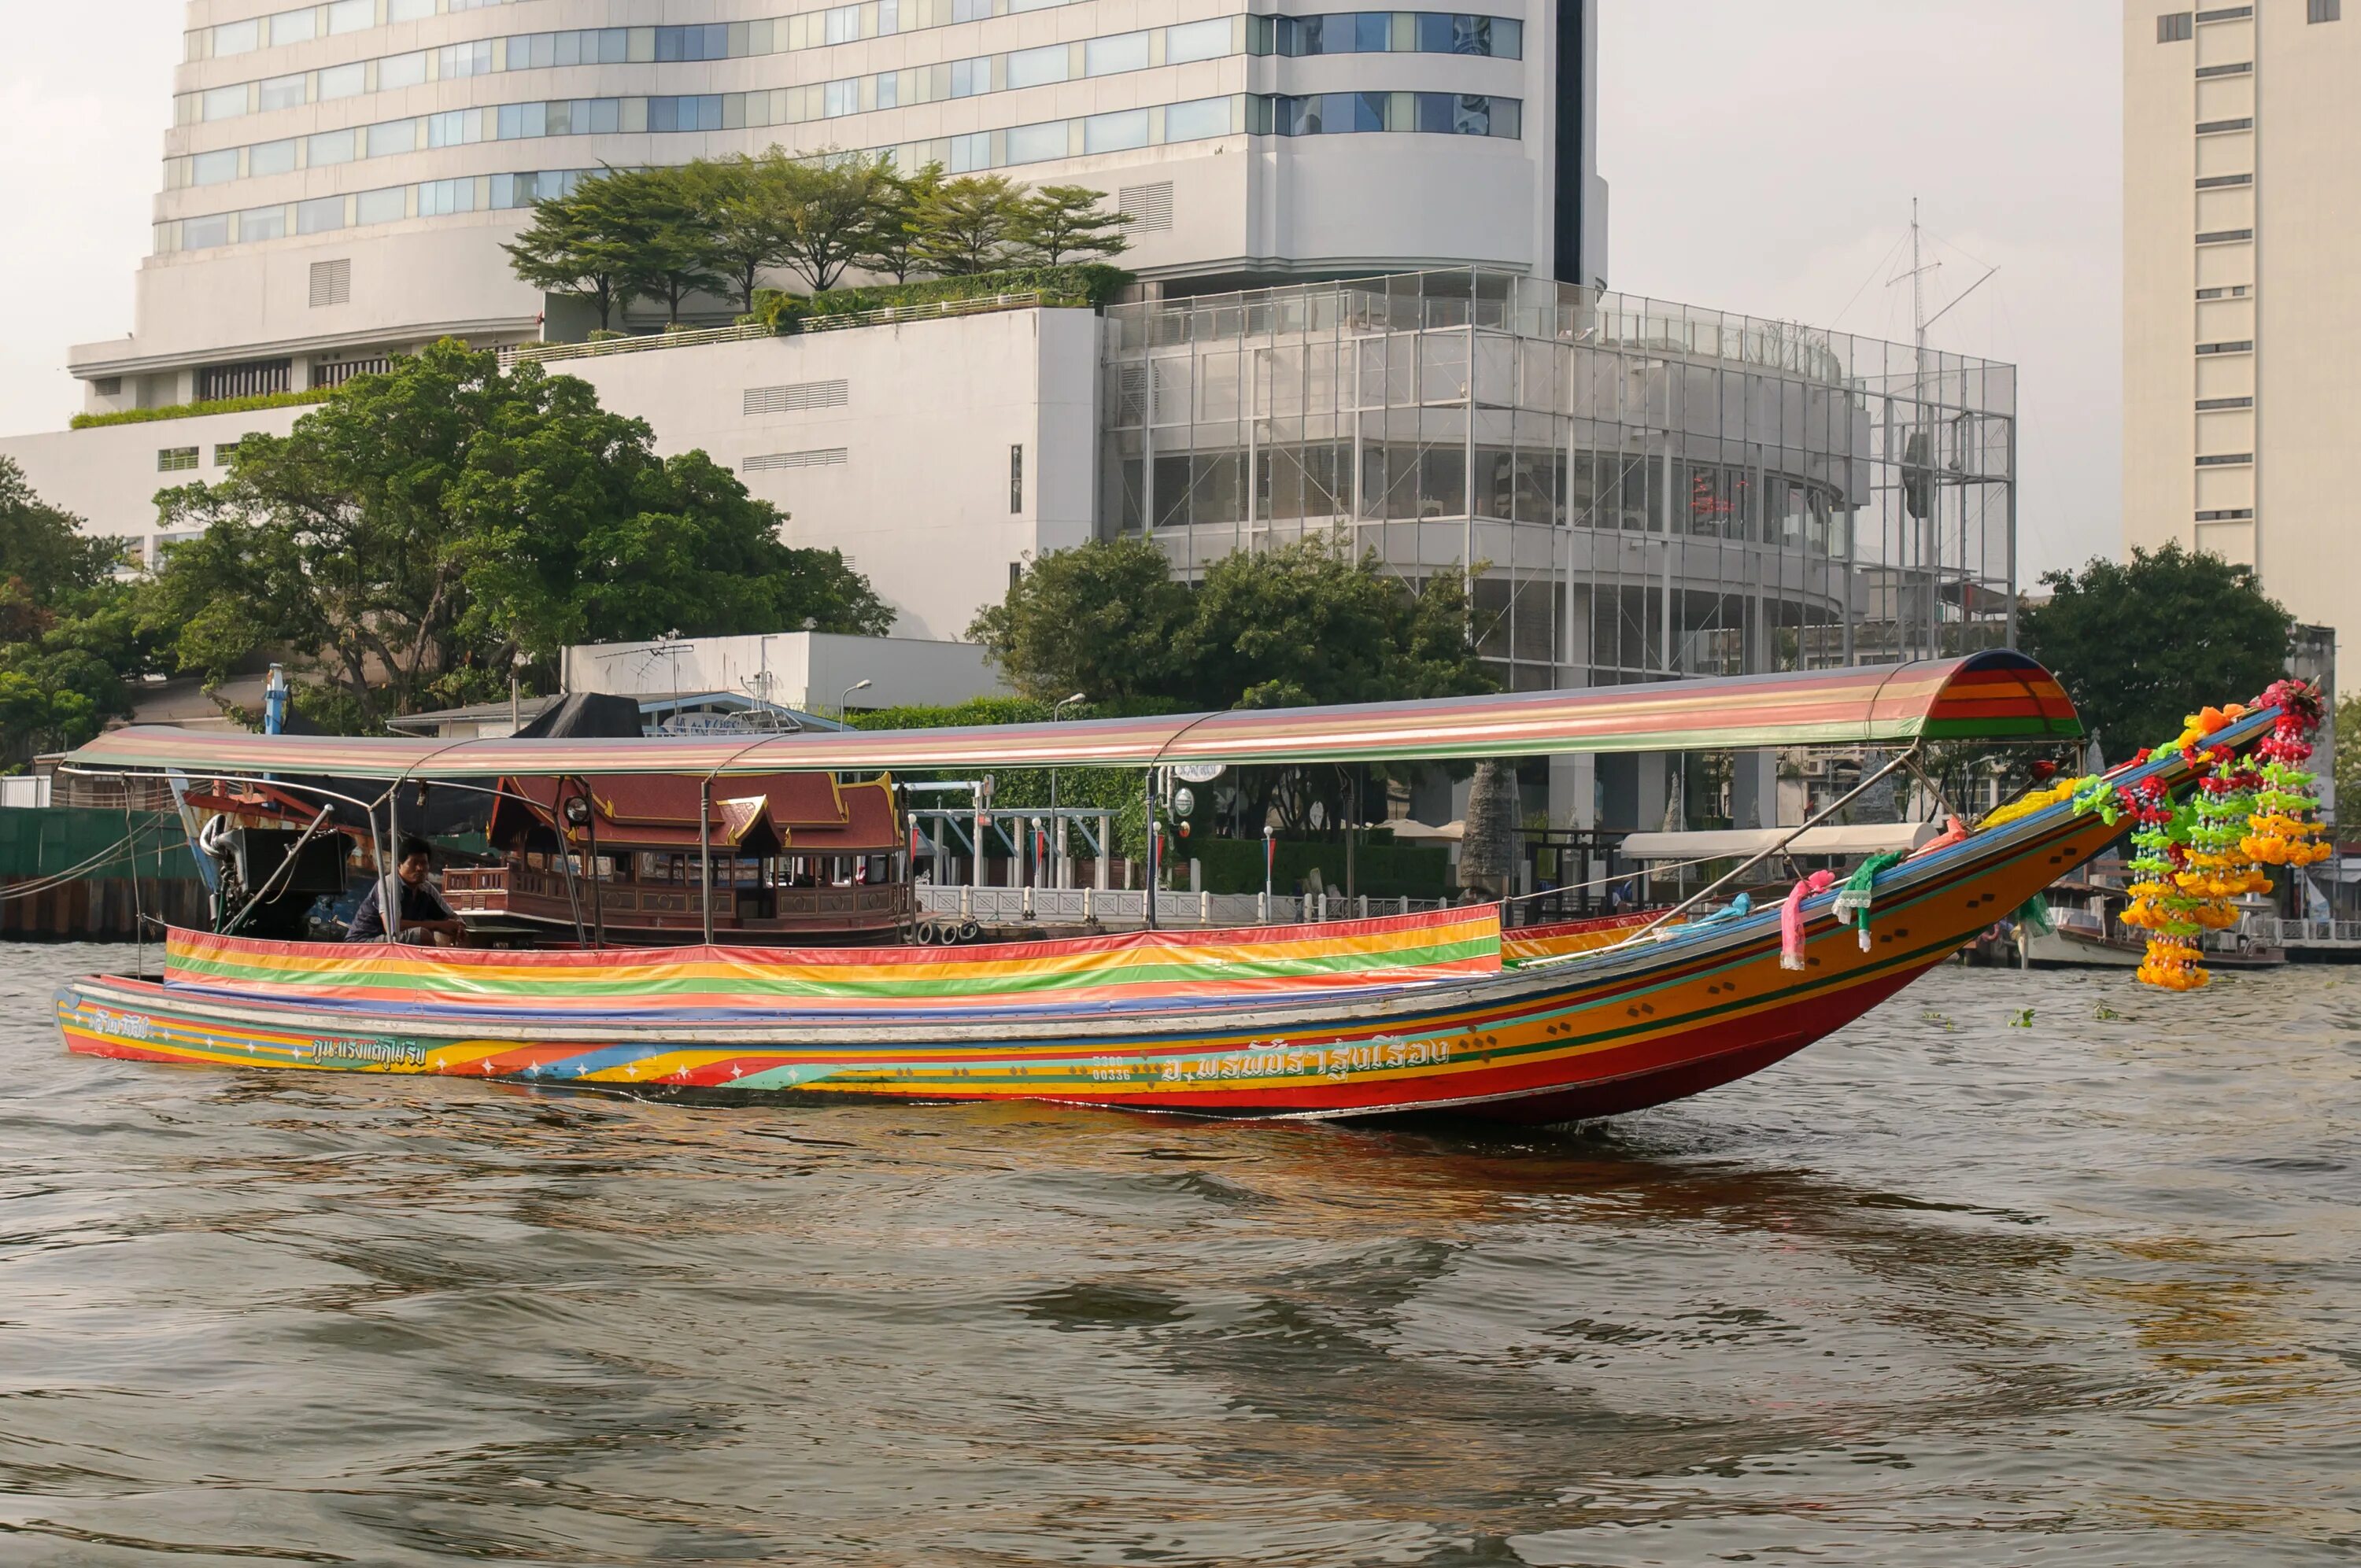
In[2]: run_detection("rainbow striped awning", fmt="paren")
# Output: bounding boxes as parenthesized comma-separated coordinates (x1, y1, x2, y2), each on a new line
(65, 651, 2078, 781)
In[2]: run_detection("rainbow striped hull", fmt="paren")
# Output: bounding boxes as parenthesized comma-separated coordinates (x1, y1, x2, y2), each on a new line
(54, 784, 2136, 1122)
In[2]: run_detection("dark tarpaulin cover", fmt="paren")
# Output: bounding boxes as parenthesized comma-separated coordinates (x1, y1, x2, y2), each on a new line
(512, 692, 646, 740)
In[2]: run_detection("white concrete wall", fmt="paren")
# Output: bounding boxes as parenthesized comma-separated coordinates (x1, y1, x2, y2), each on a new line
(6, 305, 1098, 644)
(557, 305, 1102, 640)
(0, 404, 309, 556)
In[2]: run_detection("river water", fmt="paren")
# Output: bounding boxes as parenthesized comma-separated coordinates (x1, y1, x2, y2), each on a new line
(1, 944, 2356, 1566)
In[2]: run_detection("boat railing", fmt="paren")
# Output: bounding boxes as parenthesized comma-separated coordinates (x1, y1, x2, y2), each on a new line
(2245, 914, 2361, 949)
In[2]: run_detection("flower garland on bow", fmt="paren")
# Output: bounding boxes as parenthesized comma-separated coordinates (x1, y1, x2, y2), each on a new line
(2094, 682, 2326, 989)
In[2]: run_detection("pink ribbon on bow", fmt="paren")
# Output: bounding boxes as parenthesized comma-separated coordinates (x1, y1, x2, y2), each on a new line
(1780, 870, 1838, 970)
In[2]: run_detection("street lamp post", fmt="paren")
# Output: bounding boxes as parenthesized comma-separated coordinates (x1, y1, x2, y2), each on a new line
(1049, 692, 1085, 889)
(840, 678, 873, 720)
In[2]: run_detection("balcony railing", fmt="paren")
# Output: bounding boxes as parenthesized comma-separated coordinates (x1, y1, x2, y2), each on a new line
(502, 292, 1053, 368)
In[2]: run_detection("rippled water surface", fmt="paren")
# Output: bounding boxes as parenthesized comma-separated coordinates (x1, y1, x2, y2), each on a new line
(2, 946, 2359, 1565)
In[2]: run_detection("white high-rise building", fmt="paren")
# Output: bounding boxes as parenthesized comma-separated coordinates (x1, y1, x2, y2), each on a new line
(71, 0, 1605, 418)
(2123, 0, 2361, 635)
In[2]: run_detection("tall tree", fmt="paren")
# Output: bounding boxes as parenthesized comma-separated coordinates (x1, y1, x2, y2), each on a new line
(969, 534, 1492, 712)
(597, 167, 730, 327)
(1013, 185, 1134, 266)
(681, 155, 798, 315)
(0, 458, 150, 759)
(142, 341, 893, 727)
(0, 456, 115, 603)
(502, 183, 640, 331)
(855, 160, 943, 284)
(966, 536, 1193, 704)
(911, 175, 1029, 275)
(775, 149, 895, 292)
(2019, 542, 2294, 754)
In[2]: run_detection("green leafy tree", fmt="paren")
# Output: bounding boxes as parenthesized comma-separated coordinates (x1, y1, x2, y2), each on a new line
(680, 155, 799, 315)
(966, 535, 1194, 704)
(970, 535, 1496, 839)
(775, 149, 895, 292)
(1186, 540, 1492, 710)
(1013, 185, 1134, 266)
(142, 341, 892, 729)
(601, 167, 730, 327)
(0, 458, 116, 600)
(502, 183, 641, 331)
(2019, 543, 2294, 755)
(911, 175, 1029, 275)
(855, 161, 943, 284)
(0, 457, 152, 759)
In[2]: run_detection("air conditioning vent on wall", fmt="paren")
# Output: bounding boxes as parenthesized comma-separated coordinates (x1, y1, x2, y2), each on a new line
(743, 448, 848, 473)
(309, 258, 352, 308)
(1118, 182, 1174, 233)
(744, 379, 850, 415)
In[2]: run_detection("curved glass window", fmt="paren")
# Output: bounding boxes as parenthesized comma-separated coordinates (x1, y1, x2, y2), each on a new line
(168, 20, 1257, 196)
(156, 94, 1243, 255)
(1248, 93, 1521, 139)
(1247, 12, 1522, 58)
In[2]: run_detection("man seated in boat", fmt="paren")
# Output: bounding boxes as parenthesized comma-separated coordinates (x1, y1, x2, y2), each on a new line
(345, 837, 467, 946)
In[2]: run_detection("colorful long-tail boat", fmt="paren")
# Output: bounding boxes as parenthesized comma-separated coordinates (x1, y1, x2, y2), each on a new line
(46, 652, 2294, 1122)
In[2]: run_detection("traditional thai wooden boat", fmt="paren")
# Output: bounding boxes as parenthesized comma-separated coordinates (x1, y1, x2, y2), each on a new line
(452, 771, 911, 945)
(46, 652, 2291, 1123)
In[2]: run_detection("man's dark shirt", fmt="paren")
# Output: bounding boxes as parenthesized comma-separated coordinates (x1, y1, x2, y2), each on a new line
(345, 876, 458, 943)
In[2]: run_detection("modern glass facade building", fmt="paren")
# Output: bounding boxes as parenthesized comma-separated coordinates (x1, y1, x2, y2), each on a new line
(66, 0, 1602, 418)
(1101, 268, 2017, 692)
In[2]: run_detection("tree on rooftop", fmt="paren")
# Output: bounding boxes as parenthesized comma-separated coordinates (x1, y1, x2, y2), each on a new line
(601, 167, 731, 327)
(911, 175, 1029, 276)
(2019, 542, 2294, 754)
(502, 180, 641, 332)
(681, 154, 800, 315)
(854, 161, 943, 285)
(774, 149, 896, 293)
(1013, 185, 1134, 267)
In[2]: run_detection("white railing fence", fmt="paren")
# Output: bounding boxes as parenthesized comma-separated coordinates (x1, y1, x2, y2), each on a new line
(2246, 916, 2361, 947)
(501, 293, 1054, 368)
(916, 886, 1452, 929)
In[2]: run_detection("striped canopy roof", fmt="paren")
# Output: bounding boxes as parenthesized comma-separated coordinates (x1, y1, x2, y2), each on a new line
(65, 651, 2078, 782)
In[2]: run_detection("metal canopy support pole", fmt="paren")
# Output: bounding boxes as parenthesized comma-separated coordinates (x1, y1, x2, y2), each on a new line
(1142, 769, 1158, 931)
(700, 776, 715, 945)
(382, 782, 402, 941)
(580, 776, 604, 950)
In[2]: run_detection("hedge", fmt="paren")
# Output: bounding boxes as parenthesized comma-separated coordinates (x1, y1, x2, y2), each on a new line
(1188, 836, 1453, 901)
(71, 387, 337, 430)
(739, 264, 1133, 334)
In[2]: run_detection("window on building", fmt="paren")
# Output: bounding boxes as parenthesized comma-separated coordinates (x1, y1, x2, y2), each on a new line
(158, 448, 198, 473)
(2311, 0, 2341, 21)
(1010, 445, 1024, 512)
(213, 443, 240, 467)
(2158, 13, 2193, 40)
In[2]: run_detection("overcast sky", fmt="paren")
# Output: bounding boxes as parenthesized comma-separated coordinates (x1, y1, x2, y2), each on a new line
(0, 0, 2121, 578)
